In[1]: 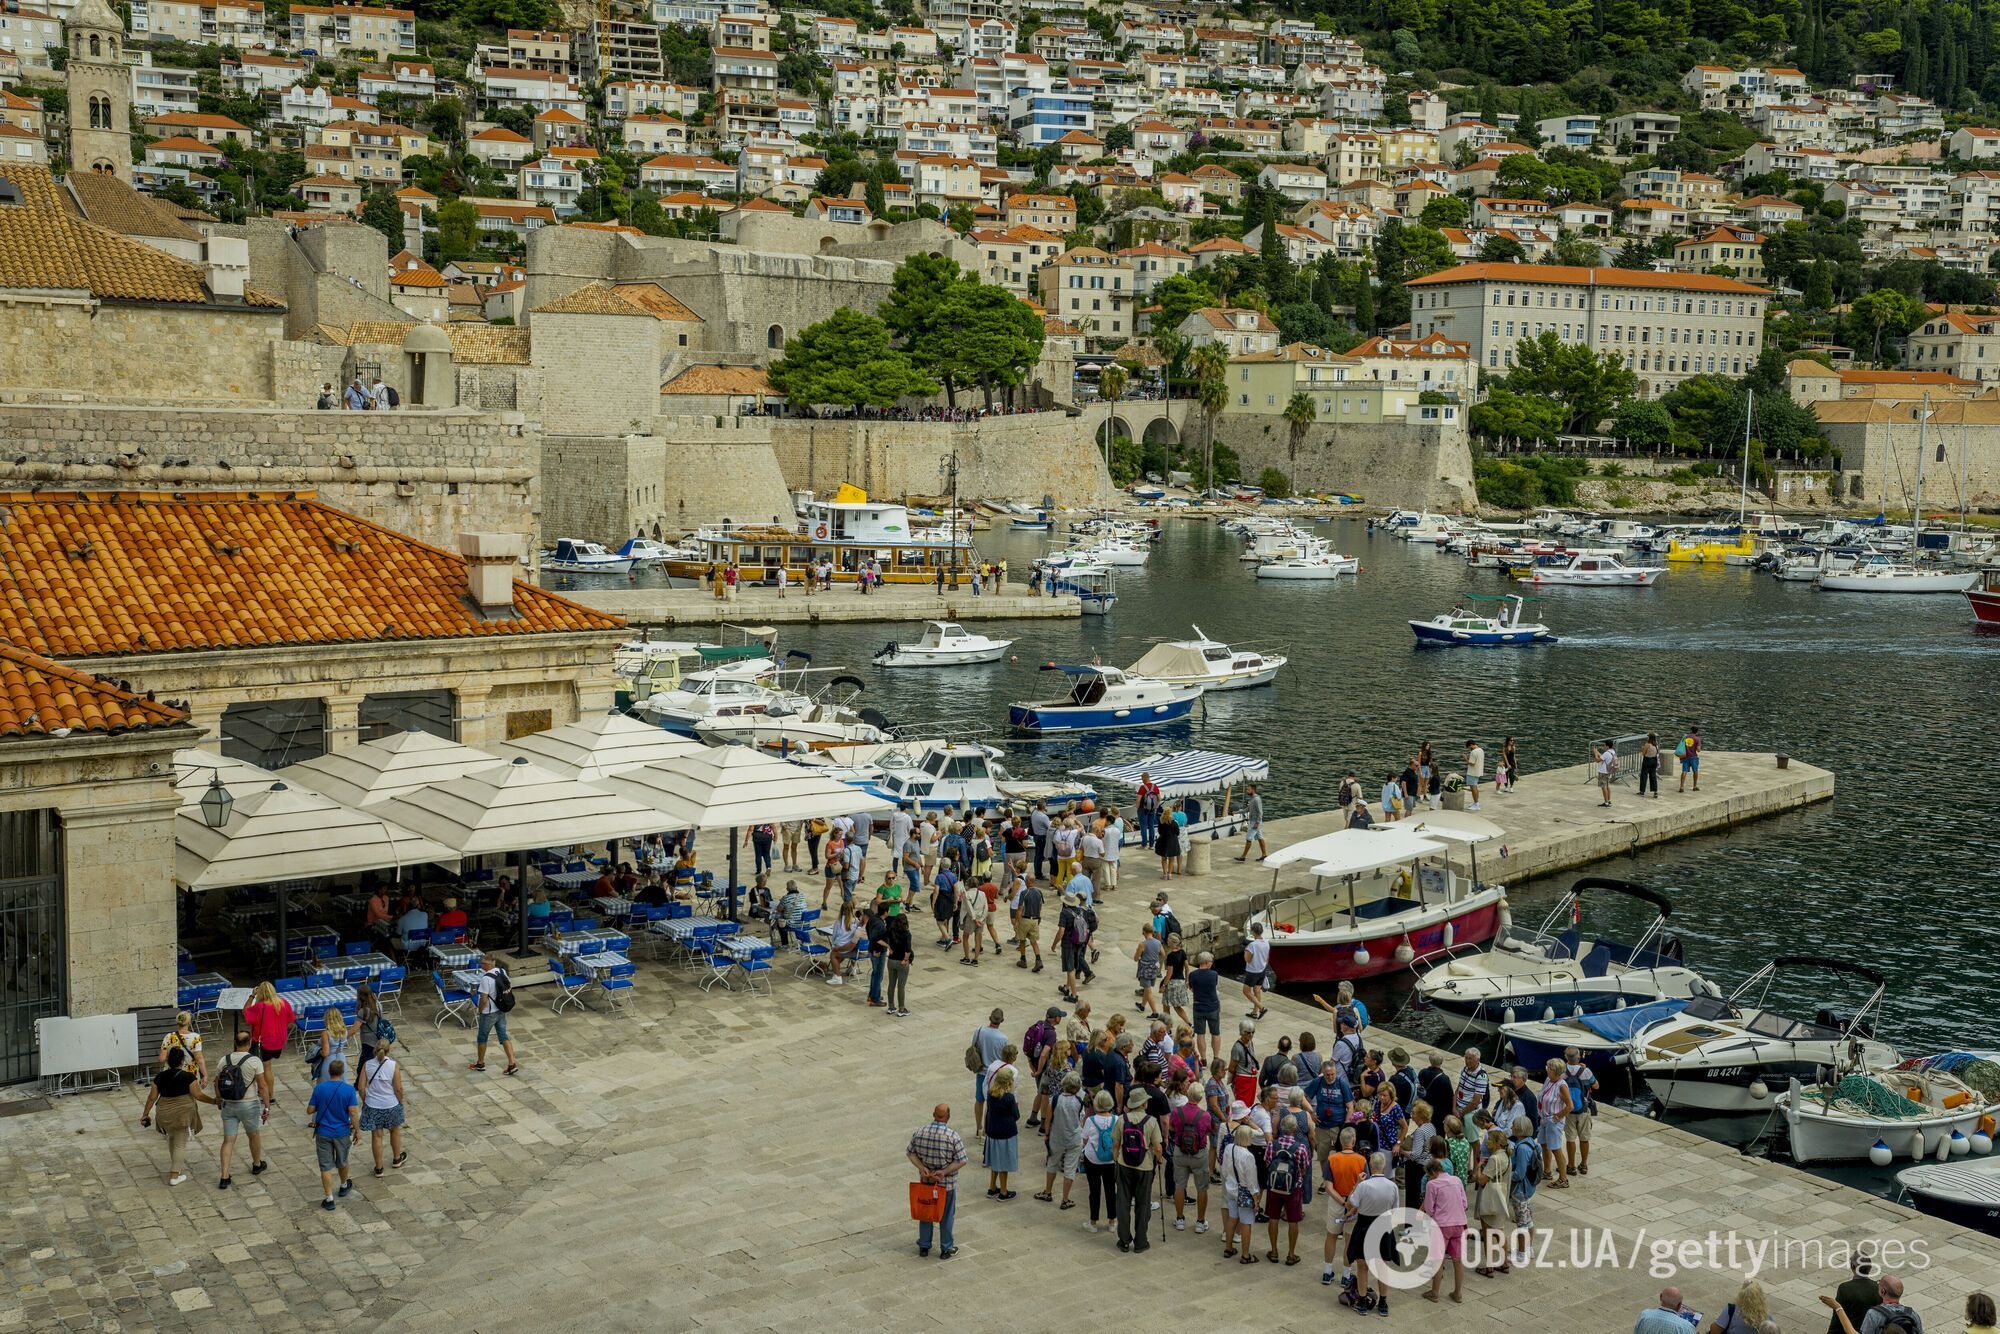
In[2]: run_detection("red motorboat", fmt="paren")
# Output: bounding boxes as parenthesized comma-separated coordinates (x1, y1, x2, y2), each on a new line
(1248, 814, 1508, 986)
(1970, 568, 2000, 626)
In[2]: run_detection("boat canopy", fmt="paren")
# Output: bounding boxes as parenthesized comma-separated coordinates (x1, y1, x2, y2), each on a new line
(1072, 749, 1270, 800)
(1571, 997, 1690, 1043)
(697, 645, 771, 664)
(1399, 811, 1505, 846)
(1262, 825, 1446, 877)
(1041, 663, 1124, 680)
(1125, 641, 1225, 679)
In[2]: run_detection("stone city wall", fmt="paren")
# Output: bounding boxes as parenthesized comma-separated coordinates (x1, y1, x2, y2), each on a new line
(1821, 418, 2000, 508)
(540, 415, 794, 544)
(0, 404, 544, 553)
(0, 298, 287, 402)
(768, 413, 1115, 506)
(1213, 413, 1478, 511)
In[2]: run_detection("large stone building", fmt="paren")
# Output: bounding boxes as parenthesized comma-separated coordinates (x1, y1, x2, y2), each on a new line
(1905, 311, 2000, 384)
(0, 644, 193, 1085)
(1406, 262, 1771, 398)
(0, 490, 626, 764)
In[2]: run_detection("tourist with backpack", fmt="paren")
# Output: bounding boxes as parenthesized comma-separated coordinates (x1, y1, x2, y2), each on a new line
(1111, 1086, 1163, 1253)
(1037, 1070, 1085, 1208)
(1057, 892, 1089, 1003)
(212, 1029, 267, 1189)
(1263, 1114, 1309, 1265)
(968, 1007, 1007, 1134)
(1167, 1082, 1215, 1233)
(1022, 1006, 1059, 1128)
(1821, 1272, 1926, 1334)
(1220, 1122, 1262, 1263)
(1562, 1044, 1598, 1177)
(1507, 1116, 1540, 1263)
(471, 955, 520, 1077)
(1079, 1090, 1120, 1233)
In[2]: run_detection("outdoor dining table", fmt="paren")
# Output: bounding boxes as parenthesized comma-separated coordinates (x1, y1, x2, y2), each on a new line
(544, 870, 598, 891)
(327, 952, 396, 980)
(176, 972, 231, 1008)
(215, 984, 357, 1016)
(567, 950, 631, 975)
(430, 944, 480, 971)
(329, 892, 375, 918)
(551, 929, 630, 956)
(590, 896, 634, 919)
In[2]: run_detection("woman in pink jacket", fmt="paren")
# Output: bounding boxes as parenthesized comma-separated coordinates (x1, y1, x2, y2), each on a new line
(1421, 1155, 1469, 1304)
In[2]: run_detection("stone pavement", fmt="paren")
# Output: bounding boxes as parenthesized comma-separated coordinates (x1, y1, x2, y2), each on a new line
(4, 865, 1995, 1333)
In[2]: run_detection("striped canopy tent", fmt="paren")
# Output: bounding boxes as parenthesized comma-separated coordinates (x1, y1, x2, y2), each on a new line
(493, 711, 704, 783)
(1071, 749, 1270, 800)
(613, 746, 894, 830)
(279, 731, 501, 808)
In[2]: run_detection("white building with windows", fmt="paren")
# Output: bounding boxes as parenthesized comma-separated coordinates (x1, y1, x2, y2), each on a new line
(1406, 262, 1770, 399)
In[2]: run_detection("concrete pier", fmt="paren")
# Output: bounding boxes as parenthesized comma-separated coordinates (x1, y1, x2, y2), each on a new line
(1112, 751, 1834, 961)
(562, 581, 1083, 626)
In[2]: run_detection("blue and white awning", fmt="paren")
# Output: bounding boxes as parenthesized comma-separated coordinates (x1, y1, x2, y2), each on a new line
(1071, 750, 1269, 800)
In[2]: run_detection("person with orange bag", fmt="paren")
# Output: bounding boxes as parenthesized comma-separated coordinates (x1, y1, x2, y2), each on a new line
(906, 1104, 967, 1260)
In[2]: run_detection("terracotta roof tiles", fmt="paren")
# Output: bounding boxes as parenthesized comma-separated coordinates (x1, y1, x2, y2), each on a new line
(660, 365, 772, 396)
(1406, 262, 1769, 295)
(0, 491, 621, 658)
(532, 280, 653, 317)
(0, 641, 191, 739)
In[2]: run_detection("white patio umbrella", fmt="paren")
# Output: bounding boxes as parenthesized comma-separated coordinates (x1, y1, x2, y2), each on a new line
(279, 731, 500, 809)
(493, 711, 703, 783)
(173, 748, 281, 809)
(613, 748, 893, 917)
(369, 755, 676, 957)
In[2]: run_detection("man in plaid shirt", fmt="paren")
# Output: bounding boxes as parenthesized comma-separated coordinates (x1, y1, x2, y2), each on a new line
(907, 1104, 968, 1259)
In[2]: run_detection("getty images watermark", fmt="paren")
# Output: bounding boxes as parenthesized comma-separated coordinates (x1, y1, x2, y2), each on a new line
(1361, 1209, 1933, 1291)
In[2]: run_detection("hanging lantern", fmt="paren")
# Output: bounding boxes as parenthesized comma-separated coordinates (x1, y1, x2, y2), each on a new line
(198, 774, 234, 829)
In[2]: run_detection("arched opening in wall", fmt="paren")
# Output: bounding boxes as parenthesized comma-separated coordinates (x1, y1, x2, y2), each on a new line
(1106, 415, 1134, 444)
(766, 324, 784, 349)
(91, 159, 114, 174)
(88, 33, 99, 55)
(817, 235, 837, 254)
(926, 251, 942, 260)
(866, 220, 891, 240)
(1142, 418, 1180, 450)
(1638, 380, 1652, 398)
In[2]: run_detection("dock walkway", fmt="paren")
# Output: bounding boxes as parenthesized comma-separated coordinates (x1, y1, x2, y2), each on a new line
(1105, 751, 1833, 960)
(564, 581, 1081, 626)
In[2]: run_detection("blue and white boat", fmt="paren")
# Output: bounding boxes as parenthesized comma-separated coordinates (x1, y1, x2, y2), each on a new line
(1007, 664, 1201, 735)
(1010, 508, 1054, 532)
(813, 740, 1095, 813)
(543, 538, 635, 575)
(1410, 876, 1706, 1035)
(1046, 565, 1117, 614)
(1409, 593, 1556, 646)
(1500, 998, 1692, 1074)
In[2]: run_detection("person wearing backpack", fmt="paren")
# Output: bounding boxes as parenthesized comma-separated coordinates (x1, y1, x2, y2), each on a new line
(471, 955, 520, 1077)
(1263, 1114, 1308, 1265)
(213, 1029, 267, 1190)
(1507, 1115, 1539, 1265)
(1167, 1084, 1215, 1234)
(1057, 893, 1088, 1004)
(1561, 1044, 1598, 1178)
(1823, 1273, 1926, 1334)
(1079, 1090, 1121, 1233)
(1111, 1086, 1163, 1253)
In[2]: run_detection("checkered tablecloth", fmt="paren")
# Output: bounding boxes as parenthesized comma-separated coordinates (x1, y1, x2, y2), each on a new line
(215, 985, 356, 1013)
(430, 945, 480, 970)
(569, 951, 631, 974)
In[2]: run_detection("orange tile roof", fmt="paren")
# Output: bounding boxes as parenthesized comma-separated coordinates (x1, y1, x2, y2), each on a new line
(532, 281, 654, 317)
(610, 283, 702, 321)
(1838, 369, 1974, 385)
(0, 164, 281, 309)
(660, 364, 773, 396)
(0, 491, 621, 659)
(1406, 262, 1770, 295)
(0, 641, 190, 740)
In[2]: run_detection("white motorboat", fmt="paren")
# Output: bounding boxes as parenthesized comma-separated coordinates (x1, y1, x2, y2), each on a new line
(1522, 552, 1665, 587)
(1816, 555, 1980, 594)
(1125, 627, 1286, 691)
(632, 666, 812, 735)
(1630, 957, 1900, 1114)
(1007, 664, 1201, 734)
(1781, 1066, 1995, 1165)
(1256, 553, 1358, 579)
(872, 621, 1013, 668)
(827, 740, 1096, 813)
(1081, 537, 1151, 568)
(614, 538, 688, 567)
(543, 538, 636, 575)
(1500, 998, 1691, 1075)
(693, 678, 889, 752)
(1899, 1156, 2000, 1236)
(1249, 813, 1509, 985)
(1412, 876, 1709, 1035)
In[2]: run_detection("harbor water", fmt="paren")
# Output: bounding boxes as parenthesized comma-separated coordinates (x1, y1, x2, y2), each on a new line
(569, 517, 1996, 1060)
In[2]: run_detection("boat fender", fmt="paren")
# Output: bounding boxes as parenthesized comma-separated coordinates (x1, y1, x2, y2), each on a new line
(1868, 1139, 1894, 1167)
(1501, 1007, 1516, 1026)
(1614, 997, 1627, 1010)
(1950, 1130, 1970, 1156)
(1541, 1006, 1556, 1022)
(1748, 1079, 1769, 1102)
(1352, 947, 1371, 967)
(1571, 1005, 1584, 1020)
(1394, 943, 1415, 965)
(1273, 922, 1296, 935)
(1442, 923, 1454, 949)
(1934, 1133, 1951, 1163)
(1446, 961, 1475, 977)
(1971, 1131, 1993, 1155)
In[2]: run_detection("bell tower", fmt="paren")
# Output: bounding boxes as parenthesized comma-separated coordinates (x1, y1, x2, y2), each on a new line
(66, 0, 131, 183)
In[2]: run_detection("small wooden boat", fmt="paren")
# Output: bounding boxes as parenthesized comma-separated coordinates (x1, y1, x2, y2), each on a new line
(872, 621, 1013, 668)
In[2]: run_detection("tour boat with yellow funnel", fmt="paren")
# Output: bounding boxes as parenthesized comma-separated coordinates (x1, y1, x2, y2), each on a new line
(1248, 813, 1507, 984)
(660, 484, 973, 587)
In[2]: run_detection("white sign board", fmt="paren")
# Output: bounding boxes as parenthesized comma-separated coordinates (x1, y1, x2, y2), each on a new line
(35, 1013, 140, 1078)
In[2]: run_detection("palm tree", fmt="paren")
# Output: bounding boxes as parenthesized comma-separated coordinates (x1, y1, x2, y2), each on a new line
(1098, 362, 1128, 476)
(1189, 343, 1229, 490)
(1153, 329, 1187, 402)
(1283, 392, 1316, 470)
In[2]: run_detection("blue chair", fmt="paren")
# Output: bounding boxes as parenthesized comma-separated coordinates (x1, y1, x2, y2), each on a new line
(736, 954, 775, 996)
(295, 1009, 326, 1036)
(549, 959, 592, 1015)
(538, 860, 563, 876)
(432, 926, 465, 946)
(577, 938, 604, 956)
(343, 964, 371, 984)
(313, 943, 337, 960)
(597, 966, 635, 1012)
(564, 860, 588, 874)
(697, 942, 735, 992)
(793, 934, 831, 978)
(605, 932, 630, 951)
(308, 970, 340, 988)
(431, 970, 474, 1029)
(375, 967, 406, 1016)
(665, 902, 692, 920)
(344, 941, 371, 956)
(274, 976, 306, 994)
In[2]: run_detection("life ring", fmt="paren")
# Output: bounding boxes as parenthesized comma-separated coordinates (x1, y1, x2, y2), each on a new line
(814, 523, 828, 540)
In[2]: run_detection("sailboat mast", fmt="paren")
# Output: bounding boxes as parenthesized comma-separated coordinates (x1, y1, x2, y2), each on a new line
(1739, 387, 1753, 526)
(1914, 391, 1928, 552)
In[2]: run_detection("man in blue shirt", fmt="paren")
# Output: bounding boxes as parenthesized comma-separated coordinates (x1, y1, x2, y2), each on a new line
(308, 1061, 361, 1210)
(1064, 867, 1094, 906)
(1187, 951, 1222, 1063)
(1633, 1286, 1695, 1333)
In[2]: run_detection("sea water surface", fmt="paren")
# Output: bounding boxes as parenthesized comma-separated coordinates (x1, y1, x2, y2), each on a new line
(571, 518, 1998, 1064)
